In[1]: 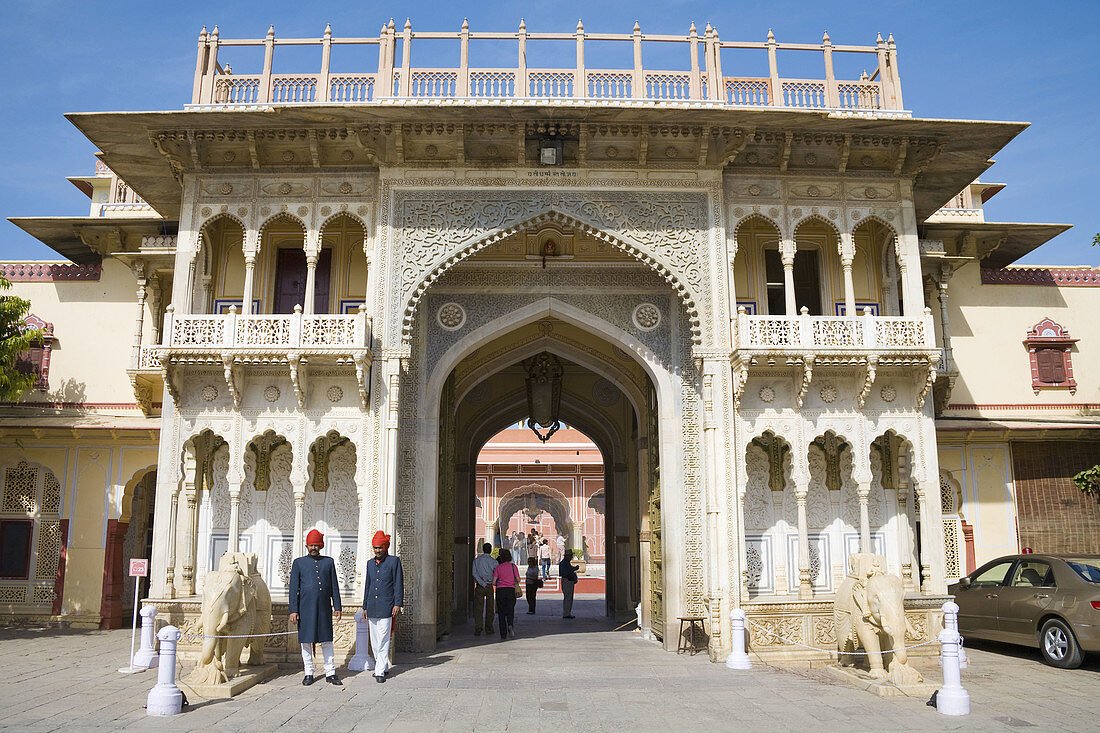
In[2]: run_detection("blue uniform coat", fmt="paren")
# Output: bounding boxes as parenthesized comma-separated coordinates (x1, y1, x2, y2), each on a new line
(289, 554, 342, 643)
(362, 554, 404, 618)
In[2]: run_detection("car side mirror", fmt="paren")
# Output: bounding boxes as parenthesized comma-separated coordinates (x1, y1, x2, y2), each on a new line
(957, 577, 971, 589)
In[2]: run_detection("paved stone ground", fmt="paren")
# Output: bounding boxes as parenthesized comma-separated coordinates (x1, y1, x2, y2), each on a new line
(2, 599, 1096, 732)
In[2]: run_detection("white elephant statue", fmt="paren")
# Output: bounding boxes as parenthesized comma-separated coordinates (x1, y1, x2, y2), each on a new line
(186, 552, 271, 685)
(834, 553, 922, 685)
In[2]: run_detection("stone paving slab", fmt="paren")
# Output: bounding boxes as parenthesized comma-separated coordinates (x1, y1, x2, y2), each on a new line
(1, 600, 1097, 732)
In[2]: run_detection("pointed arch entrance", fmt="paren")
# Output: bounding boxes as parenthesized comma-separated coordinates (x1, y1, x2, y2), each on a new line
(388, 210, 711, 652)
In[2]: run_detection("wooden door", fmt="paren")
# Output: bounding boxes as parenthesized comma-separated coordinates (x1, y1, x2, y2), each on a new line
(273, 248, 332, 313)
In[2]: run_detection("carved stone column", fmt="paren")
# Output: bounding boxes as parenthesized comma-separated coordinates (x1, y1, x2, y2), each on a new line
(181, 456, 200, 597)
(228, 491, 241, 551)
(381, 363, 402, 536)
(839, 231, 856, 315)
(795, 484, 812, 599)
(303, 229, 320, 315)
(293, 493, 306, 560)
(857, 483, 872, 552)
(165, 487, 180, 599)
(241, 253, 257, 316)
(937, 263, 955, 367)
(896, 477, 917, 591)
(915, 482, 935, 594)
(131, 262, 148, 365)
(149, 274, 164, 344)
(781, 238, 796, 315)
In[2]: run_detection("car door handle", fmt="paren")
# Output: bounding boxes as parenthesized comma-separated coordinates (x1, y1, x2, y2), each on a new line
(985, 593, 998, 599)
(1033, 593, 1050, 599)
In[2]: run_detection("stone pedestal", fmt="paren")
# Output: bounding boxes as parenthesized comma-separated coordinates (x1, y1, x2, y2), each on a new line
(177, 664, 278, 699)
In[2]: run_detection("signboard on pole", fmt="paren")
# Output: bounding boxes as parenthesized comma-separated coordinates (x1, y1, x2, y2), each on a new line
(129, 559, 149, 577)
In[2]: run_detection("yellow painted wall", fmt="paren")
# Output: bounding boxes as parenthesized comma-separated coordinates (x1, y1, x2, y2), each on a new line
(937, 442, 1018, 568)
(5, 259, 139, 405)
(946, 262, 1100, 408)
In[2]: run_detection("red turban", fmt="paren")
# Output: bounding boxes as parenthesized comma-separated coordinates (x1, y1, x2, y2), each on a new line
(306, 529, 324, 548)
(372, 530, 391, 550)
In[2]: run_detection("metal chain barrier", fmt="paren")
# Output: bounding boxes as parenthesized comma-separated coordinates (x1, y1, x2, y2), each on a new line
(178, 629, 299, 642)
(746, 617, 940, 655)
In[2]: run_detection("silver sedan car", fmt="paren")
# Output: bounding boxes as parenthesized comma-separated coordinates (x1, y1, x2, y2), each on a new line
(948, 554, 1100, 668)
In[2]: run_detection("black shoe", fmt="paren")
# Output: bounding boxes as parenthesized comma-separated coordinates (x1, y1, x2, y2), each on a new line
(302, 675, 315, 686)
(375, 674, 386, 684)
(326, 675, 342, 686)
(564, 615, 576, 619)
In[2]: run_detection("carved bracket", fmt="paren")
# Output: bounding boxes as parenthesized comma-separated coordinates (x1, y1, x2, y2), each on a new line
(353, 352, 371, 409)
(159, 353, 181, 406)
(287, 353, 307, 409)
(732, 358, 749, 408)
(796, 354, 815, 408)
(857, 355, 878, 408)
(220, 352, 242, 408)
(916, 353, 939, 409)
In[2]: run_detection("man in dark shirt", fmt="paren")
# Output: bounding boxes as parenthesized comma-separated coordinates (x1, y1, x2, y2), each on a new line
(289, 529, 342, 685)
(362, 529, 403, 683)
(558, 548, 579, 619)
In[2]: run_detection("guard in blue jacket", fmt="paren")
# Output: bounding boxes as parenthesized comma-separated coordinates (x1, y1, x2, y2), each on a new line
(362, 529, 403, 682)
(289, 529, 342, 686)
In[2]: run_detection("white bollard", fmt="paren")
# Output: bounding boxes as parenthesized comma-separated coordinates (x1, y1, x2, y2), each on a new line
(146, 626, 183, 716)
(942, 600, 967, 669)
(133, 605, 159, 669)
(635, 602, 642, 632)
(725, 608, 752, 670)
(348, 609, 371, 672)
(936, 601, 970, 716)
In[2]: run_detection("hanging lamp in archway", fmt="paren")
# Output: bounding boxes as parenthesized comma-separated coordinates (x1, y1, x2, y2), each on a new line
(524, 351, 563, 442)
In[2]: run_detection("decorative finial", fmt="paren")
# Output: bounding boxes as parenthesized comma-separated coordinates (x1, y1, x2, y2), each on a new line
(634, 20, 641, 34)
(267, 25, 275, 38)
(462, 18, 468, 31)
(860, 69, 869, 80)
(388, 18, 395, 30)
(519, 18, 526, 31)
(324, 23, 332, 38)
(887, 33, 895, 45)
(404, 18, 412, 31)
(767, 28, 775, 42)
(199, 26, 207, 40)
(876, 32, 884, 44)
(211, 25, 219, 40)
(577, 19, 584, 33)
(689, 21, 697, 35)
(823, 30, 830, 43)
(705, 22, 713, 36)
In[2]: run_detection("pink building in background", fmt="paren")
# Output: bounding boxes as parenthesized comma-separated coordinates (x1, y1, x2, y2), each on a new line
(474, 424, 606, 575)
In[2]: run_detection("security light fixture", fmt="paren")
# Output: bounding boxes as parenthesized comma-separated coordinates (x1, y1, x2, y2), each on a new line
(524, 351, 563, 442)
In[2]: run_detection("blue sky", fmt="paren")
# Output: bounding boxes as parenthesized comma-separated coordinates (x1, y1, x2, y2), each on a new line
(2, 0, 1097, 265)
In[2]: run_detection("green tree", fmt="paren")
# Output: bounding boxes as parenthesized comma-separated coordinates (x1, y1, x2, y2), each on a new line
(0, 276, 42, 400)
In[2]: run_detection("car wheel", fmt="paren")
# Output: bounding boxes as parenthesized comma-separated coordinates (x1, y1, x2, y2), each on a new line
(1039, 618, 1084, 669)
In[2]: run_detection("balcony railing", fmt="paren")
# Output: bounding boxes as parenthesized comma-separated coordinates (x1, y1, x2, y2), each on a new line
(736, 309, 935, 351)
(191, 22, 904, 113)
(161, 306, 371, 351)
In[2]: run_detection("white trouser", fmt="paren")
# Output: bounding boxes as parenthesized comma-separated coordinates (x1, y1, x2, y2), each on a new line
(300, 641, 335, 677)
(367, 617, 393, 676)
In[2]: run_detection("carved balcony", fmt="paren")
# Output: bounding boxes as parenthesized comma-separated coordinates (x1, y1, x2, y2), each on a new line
(733, 308, 941, 409)
(134, 306, 373, 410)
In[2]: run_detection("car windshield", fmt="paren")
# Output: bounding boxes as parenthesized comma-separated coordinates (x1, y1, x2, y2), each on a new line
(1066, 559, 1100, 583)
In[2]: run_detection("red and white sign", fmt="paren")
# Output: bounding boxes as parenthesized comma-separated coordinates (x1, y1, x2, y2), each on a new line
(129, 559, 149, 577)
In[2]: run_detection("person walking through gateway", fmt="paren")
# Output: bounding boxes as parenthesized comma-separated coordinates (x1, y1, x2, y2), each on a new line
(558, 548, 579, 619)
(524, 557, 543, 614)
(492, 548, 521, 639)
(471, 542, 498, 636)
(538, 538, 552, 580)
(362, 530, 403, 683)
(288, 529, 343, 686)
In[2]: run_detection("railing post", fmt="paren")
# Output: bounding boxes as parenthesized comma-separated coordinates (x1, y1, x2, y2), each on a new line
(875, 34, 893, 109)
(711, 26, 724, 100)
(134, 605, 159, 669)
(517, 19, 528, 98)
(355, 307, 367, 347)
(923, 307, 935, 348)
(736, 305, 747, 348)
(260, 25, 275, 103)
(726, 609, 752, 669)
(799, 307, 812, 347)
(766, 29, 782, 106)
(862, 309, 876, 348)
(400, 18, 413, 97)
(319, 23, 333, 102)
(822, 31, 840, 107)
(575, 20, 585, 98)
(376, 21, 393, 99)
(937, 602, 970, 716)
(292, 304, 303, 348)
(632, 21, 644, 99)
(887, 33, 903, 110)
(146, 626, 182, 716)
(459, 18, 470, 97)
(703, 24, 721, 102)
(688, 22, 701, 99)
(192, 27, 209, 104)
(163, 304, 175, 347)
(200, 26, 221, 105)
(225, 305, 238, 348)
